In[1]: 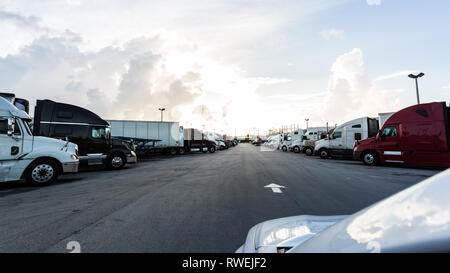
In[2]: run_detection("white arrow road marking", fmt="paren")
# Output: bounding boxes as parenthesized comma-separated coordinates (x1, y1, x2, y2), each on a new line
(264, 183, 286, 193)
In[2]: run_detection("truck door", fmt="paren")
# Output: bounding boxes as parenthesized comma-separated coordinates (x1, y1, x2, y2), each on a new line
(88, 126, 109, 155)
(0, 118, 23, 181)
(329, 130, 344, 156)
(376, 124, 406, 164)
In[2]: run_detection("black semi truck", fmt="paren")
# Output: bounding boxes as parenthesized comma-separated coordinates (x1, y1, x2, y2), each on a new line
(33, 99, 137, 169)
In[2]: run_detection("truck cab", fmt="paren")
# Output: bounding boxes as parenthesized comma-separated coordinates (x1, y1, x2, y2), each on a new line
(280, 130, 305, 152)
(289, 127, 327, 154)
(354, 102, 450, 168)
(314, 117, 379, 159)
(0, 97, 79, 185)
(183, 128, 216, 153)
(33, 100, 136, 170)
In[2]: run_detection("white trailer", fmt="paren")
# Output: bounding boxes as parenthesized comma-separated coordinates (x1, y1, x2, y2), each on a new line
(107, 120, 184, 155)
(313, 115, 383, 159)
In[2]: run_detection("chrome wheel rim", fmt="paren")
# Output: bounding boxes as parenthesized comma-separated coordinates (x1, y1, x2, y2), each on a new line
(111, 156, 123, 168)
(364, 153, 374, 164)
(320, 151, 327, 158)
(31, 164, 54, 183)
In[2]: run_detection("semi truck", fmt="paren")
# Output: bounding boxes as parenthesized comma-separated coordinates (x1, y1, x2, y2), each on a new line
(183, 128, 217, 153)
(0, 97, 79, 185)
(354, 102, 450, 168)
(314, 114, 393, 159)
(107, 120, 185, 155)
(280, 129, 306, 152)
(289, 127, 327, 154)
(33, 99, 137, 170)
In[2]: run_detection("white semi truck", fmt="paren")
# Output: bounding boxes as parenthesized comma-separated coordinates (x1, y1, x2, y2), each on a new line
(280, 130, 306, 152)
(314, 113, 394, 159)
(289, 127, 328, 154)
(0, 97, 79, 185)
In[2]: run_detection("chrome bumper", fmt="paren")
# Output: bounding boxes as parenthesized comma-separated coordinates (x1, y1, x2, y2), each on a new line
(62, 161, 79, 173)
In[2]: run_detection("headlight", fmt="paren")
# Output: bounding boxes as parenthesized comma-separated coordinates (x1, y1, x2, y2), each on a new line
(130, 151, 136, 156)
(70, 154, 79, 160)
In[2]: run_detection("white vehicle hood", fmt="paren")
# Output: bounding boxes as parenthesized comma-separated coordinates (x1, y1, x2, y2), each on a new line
(236, 215, 347, 253)
(31, 136, 78, 153)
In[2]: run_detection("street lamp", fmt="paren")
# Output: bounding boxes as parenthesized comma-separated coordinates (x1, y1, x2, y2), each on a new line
(158, 108, 165, 122)
(408, 72, 425, 104)
(305, 118, 309, 129)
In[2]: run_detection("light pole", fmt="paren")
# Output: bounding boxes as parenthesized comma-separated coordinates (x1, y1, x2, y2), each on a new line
(305, 118, 309, 129)
(158, 108, 165, 122)
(408, 72, 425, 104)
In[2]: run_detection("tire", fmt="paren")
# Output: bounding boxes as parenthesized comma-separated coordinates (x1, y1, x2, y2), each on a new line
(293, 146, 300, 153)
(362, 151, 379, 166)
(26, 159, 59, 186)
(169, 148, 177, 156)
(304, 147, 313, 156)
(178, 147, 186, 155)
(282, 146, 288, 152)
(319, 148, 329, 159)
(107, 153, 126, 170)
(209, 146, 216, 153)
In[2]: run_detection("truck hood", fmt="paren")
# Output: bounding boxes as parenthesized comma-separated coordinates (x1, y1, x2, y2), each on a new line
(358, 136, 376, 145)
(236, 215, 347, 253)
(33, 136, 78, 153)
(112, 137, 133, 150)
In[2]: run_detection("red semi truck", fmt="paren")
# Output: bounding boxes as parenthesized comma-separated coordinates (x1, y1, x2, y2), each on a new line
(353, 102, 450, 168)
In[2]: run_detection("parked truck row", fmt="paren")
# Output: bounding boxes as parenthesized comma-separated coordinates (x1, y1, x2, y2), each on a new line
(0, 93, 238, 186)
(263, 102, 450, 169)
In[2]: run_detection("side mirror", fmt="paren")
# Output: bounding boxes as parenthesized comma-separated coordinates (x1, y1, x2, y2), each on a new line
(7, 117, 15, 136)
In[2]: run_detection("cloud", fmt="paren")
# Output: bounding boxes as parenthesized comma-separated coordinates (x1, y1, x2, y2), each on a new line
(0, 33, 203, 123)
(249, 77, 291, 85)
(320, 29, 344, 40)
(0, 10, 41, 30)
(374, 70, 417, 81)
(367, 0, 381, 6)
(322, 48, 404, 124)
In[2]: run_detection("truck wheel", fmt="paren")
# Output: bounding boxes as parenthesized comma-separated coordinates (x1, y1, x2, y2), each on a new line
(178, 147, 186, 155)
(293, 146, 300, 153)
(169, 148, 177, 155)
(26, 159, 59, 186)
(107, 153, 126, 170)
(209, 146, 216, 153)
(304, 147, 313, 156)
(362, 151, 379, 166)
(282, 146, 288, 152)
(319, 148, 329, 159)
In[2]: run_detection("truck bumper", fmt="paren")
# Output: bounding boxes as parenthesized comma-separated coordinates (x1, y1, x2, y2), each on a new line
(62, 161, 79, 173)
(126, 154, 137, 164)
(353, 151, 362, 161)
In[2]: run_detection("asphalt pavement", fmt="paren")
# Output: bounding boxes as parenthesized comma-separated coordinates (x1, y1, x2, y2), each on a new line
(0, 144, 441, 252)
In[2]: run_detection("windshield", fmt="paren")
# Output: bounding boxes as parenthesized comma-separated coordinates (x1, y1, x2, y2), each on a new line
(21, 119, 32, 136)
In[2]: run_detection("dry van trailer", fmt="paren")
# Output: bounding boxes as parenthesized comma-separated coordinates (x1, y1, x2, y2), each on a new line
(107, 120, 185, 155)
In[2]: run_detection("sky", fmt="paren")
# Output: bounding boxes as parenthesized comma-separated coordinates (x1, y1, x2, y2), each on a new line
(0, 0, 449, 136)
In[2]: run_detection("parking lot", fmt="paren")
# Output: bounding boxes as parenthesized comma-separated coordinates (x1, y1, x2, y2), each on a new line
(0, 143, 440, 253)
